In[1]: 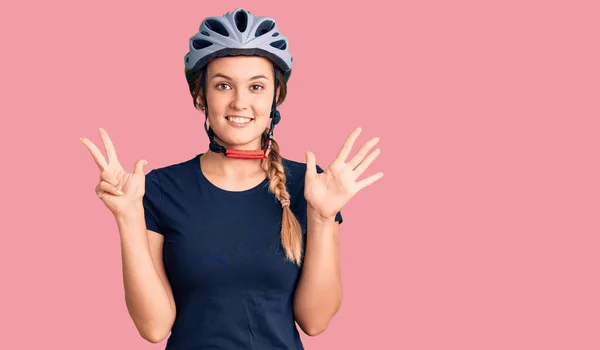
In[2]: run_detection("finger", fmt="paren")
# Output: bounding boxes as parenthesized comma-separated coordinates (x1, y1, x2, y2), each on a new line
(305, 152, 317, 177)
(95, 183, 102, 198)
(99, 128, 119, 164)
(99, 180, 123, 196)
(353, 148, 381, 178)
(133, 159, 148, 175)
(116, 173, 131, 192)
(80, 137, 108, 170)
(100, 170, 120, 187)
(94, 183, 107, 199)
(356, 172, 384, 191)
(348, 137, 380, 170)
(335, 127, 362, 164)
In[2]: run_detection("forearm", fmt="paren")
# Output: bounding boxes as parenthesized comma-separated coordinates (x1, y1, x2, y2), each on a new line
(116, 204, 175, 342)
(293, 206, 342, 336)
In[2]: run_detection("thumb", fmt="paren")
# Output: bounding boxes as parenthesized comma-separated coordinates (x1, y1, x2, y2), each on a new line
(305, 151, 317, 177)
(133, 159, 148, 175)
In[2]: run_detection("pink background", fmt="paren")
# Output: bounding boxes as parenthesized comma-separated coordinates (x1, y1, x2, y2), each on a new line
(2, 0, 599, 349)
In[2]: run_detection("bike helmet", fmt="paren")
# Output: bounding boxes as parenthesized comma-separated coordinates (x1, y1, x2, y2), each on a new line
(184, 8, 293, 159)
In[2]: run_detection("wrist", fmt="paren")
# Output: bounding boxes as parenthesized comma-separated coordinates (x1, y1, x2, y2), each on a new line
(115, 201, 144, 224)
(307, 203, 336, 224)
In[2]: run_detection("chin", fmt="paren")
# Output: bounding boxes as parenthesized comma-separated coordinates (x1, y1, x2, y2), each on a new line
(213, 125, 266, 149)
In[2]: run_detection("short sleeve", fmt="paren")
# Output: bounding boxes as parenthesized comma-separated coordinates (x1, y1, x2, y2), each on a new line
(142, 169, 163, 234)
(316, 164, 343, 224)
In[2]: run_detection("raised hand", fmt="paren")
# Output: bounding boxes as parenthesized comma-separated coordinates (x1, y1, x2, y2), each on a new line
(304, 127, 383, 220)
(80, 128, 147, 217)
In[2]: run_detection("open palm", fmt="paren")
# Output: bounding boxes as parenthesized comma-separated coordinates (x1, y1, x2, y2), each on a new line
(304, 127, 383, 220)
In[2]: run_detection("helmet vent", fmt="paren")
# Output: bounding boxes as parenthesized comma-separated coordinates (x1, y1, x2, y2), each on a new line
(255, 20, 275, 37)
(234, 10, 248, 32)
(270, 39, 287, 50)
(192, 39, 213, 50)
(205, 19, 229, 37)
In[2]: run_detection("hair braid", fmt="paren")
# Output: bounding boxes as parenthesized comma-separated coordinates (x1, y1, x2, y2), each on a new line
(262, 130, 303, 265)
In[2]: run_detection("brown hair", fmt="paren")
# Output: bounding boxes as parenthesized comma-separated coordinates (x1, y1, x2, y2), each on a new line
(188, 63, 304, 266)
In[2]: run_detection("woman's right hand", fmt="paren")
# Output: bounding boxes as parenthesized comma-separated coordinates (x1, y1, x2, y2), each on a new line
(81, 128, 148, 218)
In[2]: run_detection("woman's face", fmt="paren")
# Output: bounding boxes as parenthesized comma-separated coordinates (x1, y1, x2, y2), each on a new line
(200, 56, 278, 151)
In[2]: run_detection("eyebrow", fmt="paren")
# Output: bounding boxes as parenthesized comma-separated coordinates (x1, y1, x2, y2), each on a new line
(210, 73, 269, 81)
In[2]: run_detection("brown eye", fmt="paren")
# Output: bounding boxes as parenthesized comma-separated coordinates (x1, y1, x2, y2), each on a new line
(251, 84, 264, 90)
(216, 83, 231, 90)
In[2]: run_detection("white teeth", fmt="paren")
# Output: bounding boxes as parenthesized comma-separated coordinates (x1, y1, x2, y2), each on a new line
(228, 117, 251, 124)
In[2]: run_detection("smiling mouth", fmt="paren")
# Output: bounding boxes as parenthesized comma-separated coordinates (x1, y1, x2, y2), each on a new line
(226, 116, 253, 124)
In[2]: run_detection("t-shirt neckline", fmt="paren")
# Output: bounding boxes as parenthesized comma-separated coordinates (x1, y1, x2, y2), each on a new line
(194, 153, 270, 195)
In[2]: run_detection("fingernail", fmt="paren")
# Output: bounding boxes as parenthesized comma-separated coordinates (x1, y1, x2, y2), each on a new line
(117, 190, 123, 195)
(144, 161, 148, 165)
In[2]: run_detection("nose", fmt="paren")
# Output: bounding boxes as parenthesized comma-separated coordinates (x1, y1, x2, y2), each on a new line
(230, 89, 250, 110)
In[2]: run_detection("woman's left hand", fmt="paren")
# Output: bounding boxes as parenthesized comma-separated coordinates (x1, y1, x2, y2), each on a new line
(304, 127, 383, 220)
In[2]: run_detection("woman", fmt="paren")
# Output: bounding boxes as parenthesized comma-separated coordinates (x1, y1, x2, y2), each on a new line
(81, 8, 383, 349)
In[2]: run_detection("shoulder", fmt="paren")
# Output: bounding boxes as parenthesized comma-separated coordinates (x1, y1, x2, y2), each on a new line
(142, 154, 200, 234)
(144, 154, 199, 204)
(281, 157, 307, 184)
(148, 153, 199, 177)
(146, 154, 199, 185)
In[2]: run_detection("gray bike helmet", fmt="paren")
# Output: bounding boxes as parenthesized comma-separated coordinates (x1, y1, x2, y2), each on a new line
(184, 8, 293, 84)
(183, 8, 293, 159)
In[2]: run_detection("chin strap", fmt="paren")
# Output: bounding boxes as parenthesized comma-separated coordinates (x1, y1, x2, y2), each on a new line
(202, 65, 281, 160)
